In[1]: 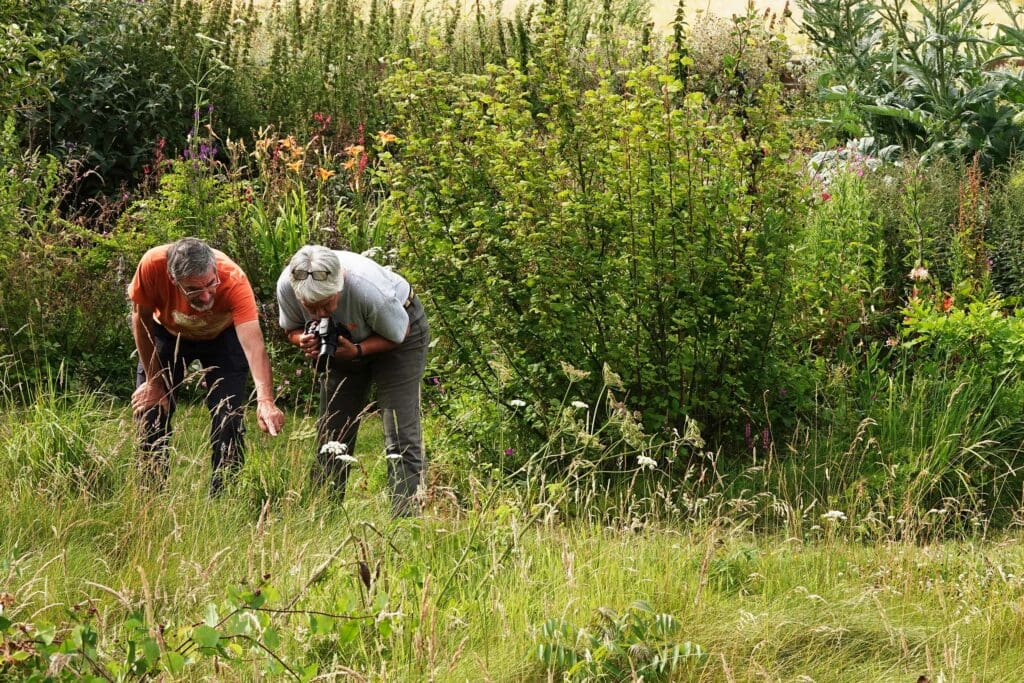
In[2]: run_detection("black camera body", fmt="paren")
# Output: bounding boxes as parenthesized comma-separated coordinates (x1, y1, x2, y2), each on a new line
(306, 317, 339, 370)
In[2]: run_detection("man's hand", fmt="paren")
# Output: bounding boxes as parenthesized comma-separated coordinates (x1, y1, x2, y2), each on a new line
(257, 399, 285, 436)
(335, 336, 361, 361)
(132, 378, 169, 416)
(296, 331, 318, 358)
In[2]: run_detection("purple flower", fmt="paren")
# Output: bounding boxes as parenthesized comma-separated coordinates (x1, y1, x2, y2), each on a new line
(744, 422, 753, 451)
(762, 427, 771, 450)
(207, 103, 215, 114)
(504, 448, 514, 456)
(193, 108, 201, 121)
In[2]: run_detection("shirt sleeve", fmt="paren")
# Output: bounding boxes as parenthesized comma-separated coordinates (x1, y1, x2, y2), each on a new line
(127, 250, 159, 309)
(228, 274, 260, 325)
(276, 274, 307, 331)
(365, 296, 410, 343)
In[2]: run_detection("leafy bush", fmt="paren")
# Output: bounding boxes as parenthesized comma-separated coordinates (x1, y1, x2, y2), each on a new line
(14, 0, 260, 196)
(383, 6, 808, 454)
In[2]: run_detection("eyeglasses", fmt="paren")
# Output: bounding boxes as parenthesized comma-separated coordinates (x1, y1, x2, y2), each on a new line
(292, 269, 331, 281)
(176, 275, 220, 298)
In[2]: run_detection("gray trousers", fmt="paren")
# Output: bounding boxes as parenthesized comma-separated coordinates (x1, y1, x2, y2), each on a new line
(314, 297, 429, 515)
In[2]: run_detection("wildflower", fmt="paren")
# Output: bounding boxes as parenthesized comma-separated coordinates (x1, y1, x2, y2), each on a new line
(344, 144, 365, 158)
(377, 131, 398, 144)
(295, 368, 302, 376)
(942, 295, 955, 312)
(908, 265, 930, 282)
(286, 160, 303, 172)
(342, 157, 357, 171)
(821, 510, 847, 522)
(820, 191, 832, 202)
(504, 448, 514, 456)
(602, 362, 624, 390)
(637, 455, 657, 470)
(886, 336, 898, 347)
(560, 361, 591, 381)
(321, 441, 346, 456)
(320, 441, 356, 462)
(316, 167, 336, 182)
(571, 401, 589, 410)
(508, 399, 526, 408)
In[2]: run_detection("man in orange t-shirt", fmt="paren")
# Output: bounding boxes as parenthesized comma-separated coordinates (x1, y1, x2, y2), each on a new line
(128, 237, 285, 493)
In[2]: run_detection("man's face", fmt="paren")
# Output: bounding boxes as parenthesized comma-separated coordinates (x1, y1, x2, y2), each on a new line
(303, 293, 340, 319)
(175, 268, 220, 312)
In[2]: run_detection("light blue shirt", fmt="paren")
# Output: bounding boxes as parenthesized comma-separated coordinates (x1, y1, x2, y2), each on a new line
(277, 251, 412, 343)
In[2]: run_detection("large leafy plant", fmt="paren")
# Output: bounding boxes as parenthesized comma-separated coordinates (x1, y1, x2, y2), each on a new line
(799, 0, 1024, 168)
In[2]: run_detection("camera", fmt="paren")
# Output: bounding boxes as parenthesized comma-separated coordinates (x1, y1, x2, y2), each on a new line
(305, 317, 339, 370)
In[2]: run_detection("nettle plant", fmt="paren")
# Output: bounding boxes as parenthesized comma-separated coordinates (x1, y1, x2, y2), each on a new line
(383, 6, 808, 451)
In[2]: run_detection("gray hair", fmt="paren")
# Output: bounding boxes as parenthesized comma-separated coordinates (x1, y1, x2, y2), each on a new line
(167, 237, 216, 281)
(288, 245, 343, 304)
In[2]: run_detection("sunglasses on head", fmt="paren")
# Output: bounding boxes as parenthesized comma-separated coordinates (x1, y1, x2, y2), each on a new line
(292, 269, 331, 281)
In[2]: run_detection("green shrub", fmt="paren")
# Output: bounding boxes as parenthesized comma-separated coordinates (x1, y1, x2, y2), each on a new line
(383, 6, 808, 455)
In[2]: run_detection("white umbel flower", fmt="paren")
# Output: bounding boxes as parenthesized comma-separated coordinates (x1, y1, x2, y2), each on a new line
(508, 399, 527, 408)
(571, 401, 589, 410)
(637, 455, 657, 470)
(320, 441, 357, 463)
(821, 510, 847, 522)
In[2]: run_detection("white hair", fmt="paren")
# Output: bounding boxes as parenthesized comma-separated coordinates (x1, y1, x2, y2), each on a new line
(167, 237, 215, 281)
(288, 245, 343, 304)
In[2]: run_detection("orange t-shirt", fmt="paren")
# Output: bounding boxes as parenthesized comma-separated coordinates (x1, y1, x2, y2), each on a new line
(127, 245, 259, 340)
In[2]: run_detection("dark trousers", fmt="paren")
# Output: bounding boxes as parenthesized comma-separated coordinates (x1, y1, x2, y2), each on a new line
(315, 297, 429, 516)
(135, 324, 250, 494)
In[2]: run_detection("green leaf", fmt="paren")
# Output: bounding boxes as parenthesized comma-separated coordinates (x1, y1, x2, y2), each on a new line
(192, 624, 220, 648)
(338, 619, 360, 644)
(142, 638, 160, 666)
(36, 621, 56, 645)
(163, 651, 186, 674)
(263, 626, 280, 649)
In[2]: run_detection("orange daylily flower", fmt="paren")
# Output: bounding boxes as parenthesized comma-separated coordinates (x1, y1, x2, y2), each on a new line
(941, 295, 955, 312)
(377, 131, 398, 144)
(344, 144, 365, 157)
(286, 160, 303, 172)
(342, 158, 357, 171)
(316, 167, 336, 182)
